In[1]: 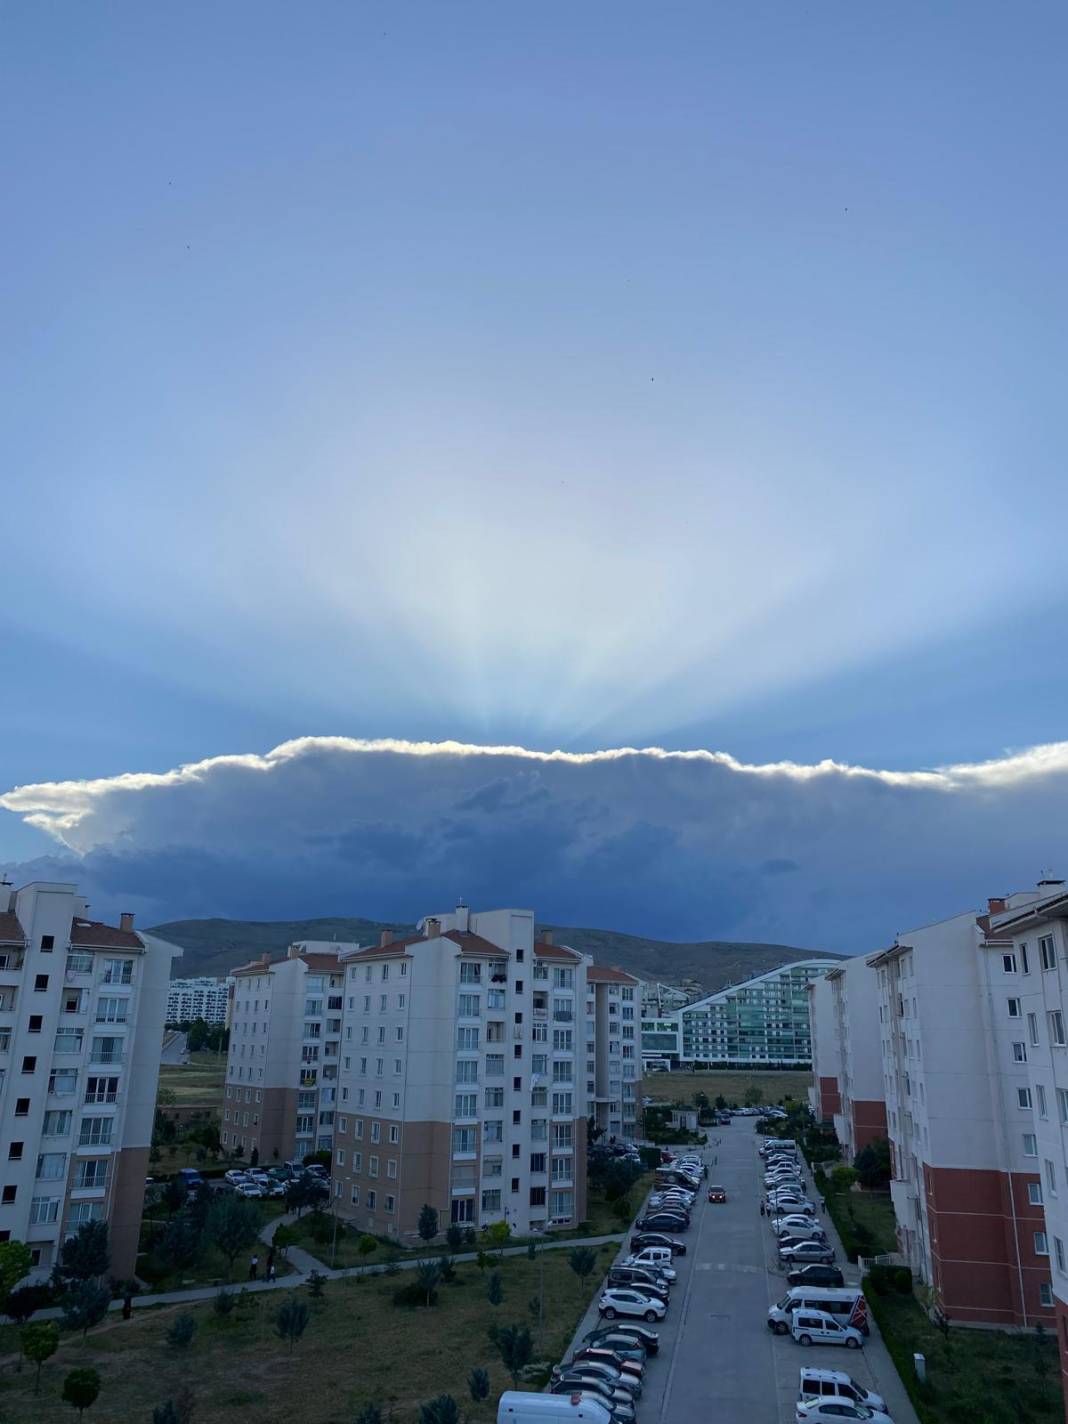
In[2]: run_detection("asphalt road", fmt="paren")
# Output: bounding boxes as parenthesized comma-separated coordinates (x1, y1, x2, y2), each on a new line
(565, 1124, 919, 1424)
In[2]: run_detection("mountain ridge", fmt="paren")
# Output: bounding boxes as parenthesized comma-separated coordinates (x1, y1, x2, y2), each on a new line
(149, 915, 840, 996)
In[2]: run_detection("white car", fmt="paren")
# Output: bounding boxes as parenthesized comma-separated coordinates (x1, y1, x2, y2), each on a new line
(624, 1253, 677, 1281)
(796, 1403, 892, 1424)
(792, 1309, 863, 1349)
(224, 1169, 248, 1185)
(780, 1241, 835, 1265)
(599, 1288, 667, 1323)
(799, 1367, 887, 1415)
(767, 1196, 815, 1214)
(236, 1181, 264, 1198)
(773, 1216, 826, 1236)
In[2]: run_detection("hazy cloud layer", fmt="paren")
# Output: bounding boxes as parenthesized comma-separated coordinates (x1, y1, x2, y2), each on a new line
(4, 737, 1068, 952)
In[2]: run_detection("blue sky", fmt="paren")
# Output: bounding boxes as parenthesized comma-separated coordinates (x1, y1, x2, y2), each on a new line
(3, 4, 1068, 940)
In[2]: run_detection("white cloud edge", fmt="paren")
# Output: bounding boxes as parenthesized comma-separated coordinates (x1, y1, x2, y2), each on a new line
(4, 734, 1068, 849)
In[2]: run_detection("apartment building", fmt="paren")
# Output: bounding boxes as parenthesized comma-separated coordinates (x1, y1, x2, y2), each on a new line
(641, 959, 837, 1069)
(825, 958, 886, 1160)
(331, 907, 589, 1242)
(990, 883, 1068, 1391)
(166, 976, 232, 1026)
(808, 972, 842, 1123)
(586, 966, 641, 1141)
(868, 892, 1053, 1328)
(0, 880, 178, 1280)
(223, 941, 358, 1164)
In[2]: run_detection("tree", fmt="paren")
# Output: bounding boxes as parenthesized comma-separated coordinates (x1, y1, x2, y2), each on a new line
(831, 1165, 859, 1195)
(714, 1094, 728, 1110)
(212, 1288, 235, 1318)
(157, 1215, 200, 1273)
(204, 1195, 260, 1279)
(482, 1220, 510, 1259)
(60, 1279, 111, 1337)
(160, 1178, 189, 1216)
(743, 1085, 764, 1107)
(420, 1396, 460, 1424)
(445, 1223, 464, 1252)
(166, 1313, 197, 1348)
(0, 1240, 32, 1297)
(568, 1246, 597, 1292)
(853, 1138, 892, 1190)
(468, 1365, 490, 1409)
(357, 1234, 378, 1259)
(286, 1175, 327, 1217)
(5, 1282, 52, 1324)
(21, 1320, 58, 1394)
(486, 1270, 503, 1308)
(417, 1204, 439, 1245)
(62, 1367, 101, 1419)
(275, 1297, 310, 1351)
(56, 1220, 110, 1286)
(306, 1270, 327, 1301)
(494, 1322, 533, 1387)
(416, 1259, 442, 1307)
(611, 1194, 634, 1226)
(250, 1146, 259, 1168)
(693, 1091, 709, 1110)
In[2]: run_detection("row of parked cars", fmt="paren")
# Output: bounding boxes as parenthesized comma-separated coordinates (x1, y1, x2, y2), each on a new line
(757, 1139, 893, 1424)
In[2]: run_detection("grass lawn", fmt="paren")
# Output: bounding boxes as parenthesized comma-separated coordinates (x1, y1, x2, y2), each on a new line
(643, 1069, 813, 1108)
(868, 1285, 1062, 1424)
(0, 1248, 618, 1422)
(137, 1202, 290, 1290)
(158, 1050, 227, 1105)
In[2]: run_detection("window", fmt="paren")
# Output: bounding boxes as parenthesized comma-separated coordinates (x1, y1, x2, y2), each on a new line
(1047, 1159, 1058, 1195)
(1, 1187, 14, 1205)
(1021, 944, 1030, 974)
(21, 1057, 35, 1074)
(1003, 953, 1017, 973)
(1029, 1182, 1043, 1205)
(457, 1060, 478, 1084)
(1057, 1238, 1067, 1274)
(54, 1028, 83, 1054)
(1012, 1042, 1027, 1063)
(459, 963, 481, 984)
(7, 1143, 21, 1160)
(389, 1124, 399, 1144)
(458, 994, 480, 1017)
(1041, 936, 1057, 971)
(68, 1201, 102, 1227)
(481, 1189, 501, 1212)
(27, 1015, 42, 1034)
(1007, 998, 1021, 1018)
(1029, 1012, 1041, 1046)
(36, 1152, 66, 1180)
(67, 952, 93, 974)
(1024, 1134, 1038, 1157)
(385, 1195, 395, 1213)
(103, 959, 133, 984)
(551, 1091, 573, 1115)
(1034, 1231, 1049, 1255)
(530, 1152, 546, 1173)
(1042, 1282, 1055, 1306)
(42, 1111, 71, 1136)
(366, 1190, 376, 1209)
(530, 1185, 546, 1206)
(387, 1159, 397, 1179)
(33, 974, 49, 992)
(14, 1098, 28, 1116)
(40, 935, 54, 951)
(483, 1120, 503, 1143)
(457, 1027, 480, 1052)
(455, 1093, 477, 1118)
(452, 1127, 476, 1155)
(336, 1149, 345, 1167)
(1050, 1012, 1066, 1047)
(485, 1087, 504, 1108)
(1018, 1087, 1033, 1110)
(1059, 1088, 1068, 1125)
(370, 1121, 381, 1144)
(29, 1196, 59, 1224)
(1037, 1084, 1049, 1118)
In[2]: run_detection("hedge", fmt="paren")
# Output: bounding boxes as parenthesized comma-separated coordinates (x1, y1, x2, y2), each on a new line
(862, 1275, 937, 1424)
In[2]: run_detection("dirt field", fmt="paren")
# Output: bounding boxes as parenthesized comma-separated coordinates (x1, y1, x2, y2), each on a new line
(642, 1068, 812, 1106)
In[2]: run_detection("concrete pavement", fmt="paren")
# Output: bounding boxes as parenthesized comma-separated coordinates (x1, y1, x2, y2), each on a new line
(560, 1125, 919, 1424)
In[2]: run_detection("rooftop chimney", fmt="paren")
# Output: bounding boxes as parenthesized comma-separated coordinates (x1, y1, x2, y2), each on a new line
(454, 900, 470, 933)
(380, 930, 394, 948)
(540, 930, 553, 945)
(988, 897, 1007, 915)
(287, 943, 301, 959)
(425, 917, 440, 939)
(260, 953, 271, 966)
(119, 912, 134, 932)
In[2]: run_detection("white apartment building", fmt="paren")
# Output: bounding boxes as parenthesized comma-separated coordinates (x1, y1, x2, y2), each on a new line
(868, 891, 1053, 1329)
(166, 976, 232, 1026)
(587, 966, 641, 1141)
(223, 941, 358, 1164)
(991, 883, 1068, 1388)
(0, 881, 178, 1280)
(642, 959, 838, 1069)
(808, 971, 841, 1123)
(332, 907, 590, 1242)
(824, 957, 886, 1161)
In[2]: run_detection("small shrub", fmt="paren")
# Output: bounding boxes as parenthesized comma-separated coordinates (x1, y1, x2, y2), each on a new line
(392, 1279, 436, 1309)
(166, 1314, 197, 1349)
(212, 1288, 235, 1317)
(306, 1270, 326, 1300)
(893, 1266, 913, 1294)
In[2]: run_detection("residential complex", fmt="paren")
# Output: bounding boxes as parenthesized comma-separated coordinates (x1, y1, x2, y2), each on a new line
(222, 907, 638, 1241)
(166, 976, 232, 1026)
(640, 959, 838, 1069)
(587, 965, 640, 1142)
(825, 957, 886, 1160)
(0, 880, 178, 1280)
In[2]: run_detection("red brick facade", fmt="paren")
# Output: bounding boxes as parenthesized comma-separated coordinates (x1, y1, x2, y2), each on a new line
(924, 1164, 1054, 1326)
(851, 1098, 887, 1153)
(817, 1075, 841, 1120)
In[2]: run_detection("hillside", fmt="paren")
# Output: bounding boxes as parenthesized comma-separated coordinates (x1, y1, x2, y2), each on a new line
(150, 915, 836, 996)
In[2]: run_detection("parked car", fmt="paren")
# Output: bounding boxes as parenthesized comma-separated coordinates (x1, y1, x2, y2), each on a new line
(772, 1218, 827, 1240)
(787, 1265, 845, 1289)
(798, 1367, 887, 1414)
(768, 1288, 868, 1336)
(796, 1401, 891, 1424)
(599, 1288, 667, 1322)
(224, 1169, 248, 1185)
(550, 1363, 640, 1401)
(780, 1241, 835, 1265)
(791, 1309, 863, 1349)
(551, 1377, 636, 1415)
(606, 1266, 670, 1300)
(624, 1250, 677, 1281)
(767, 1197, 816, 1215)
(636, 1213, 690, 1232)
(630, 1232, 686, 1257)
(577, 1333, 647, 1365)
(584, 1322, 660, 1355)
(707, 1184, 727, 1203)
(568, 1347, 644, 1382)
(546, 1383, 635, 1423)
(236, 1181, 264, 1199)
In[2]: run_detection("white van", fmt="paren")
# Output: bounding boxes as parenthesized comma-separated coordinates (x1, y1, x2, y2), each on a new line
(625, 1247, 676, 1279)
(767, 1287, 868, 1335)
(799, 1367, 887, 1413)
(791, 1309, 863, 1349)
(498, 1392, 612, 1424)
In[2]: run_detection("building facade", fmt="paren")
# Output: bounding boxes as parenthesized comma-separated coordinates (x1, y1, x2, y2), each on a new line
(807, 971, 842, 1123)
(0, 881, 178, 1280)
(869, 894, 1053, 1329)
(825, 958, 886, 1160)
(166, 976, 232, 1026)
(223, 942, 356, 1164)
(331, 908, 590, 1242)
(586, 966, 641, 1141)
(642, 959, 837, 1069)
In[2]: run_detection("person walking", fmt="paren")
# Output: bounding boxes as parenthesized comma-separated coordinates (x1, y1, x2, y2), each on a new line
(267, 1259, 277, 1283)
(266, 1247, 276, 1274)
(249, 1253, 259, 1281)
(819, 1199, 825, 1214)
(122, 1292, 133, 1321)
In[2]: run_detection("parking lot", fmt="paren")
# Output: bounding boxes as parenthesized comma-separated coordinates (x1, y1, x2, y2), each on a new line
(563, 1124, 920, 1424)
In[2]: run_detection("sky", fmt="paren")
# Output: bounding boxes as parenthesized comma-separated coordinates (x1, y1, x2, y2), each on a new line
(3, 4, 1068, 946)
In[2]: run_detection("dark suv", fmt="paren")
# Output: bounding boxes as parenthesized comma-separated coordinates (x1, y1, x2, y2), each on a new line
(607, 1266, 670, 1300)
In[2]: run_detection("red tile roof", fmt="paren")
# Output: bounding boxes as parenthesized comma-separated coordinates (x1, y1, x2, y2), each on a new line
(587, 964, 638, 985)
(69, 918, 143, 950)
(0, 911, 26, 946)
(344, 930, 509, 962)
(533, 942, 581, 962)
(232, 950, 342, 977)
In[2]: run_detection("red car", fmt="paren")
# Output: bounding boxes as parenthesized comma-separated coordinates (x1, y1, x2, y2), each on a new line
(707, 1184, 727, 1203)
